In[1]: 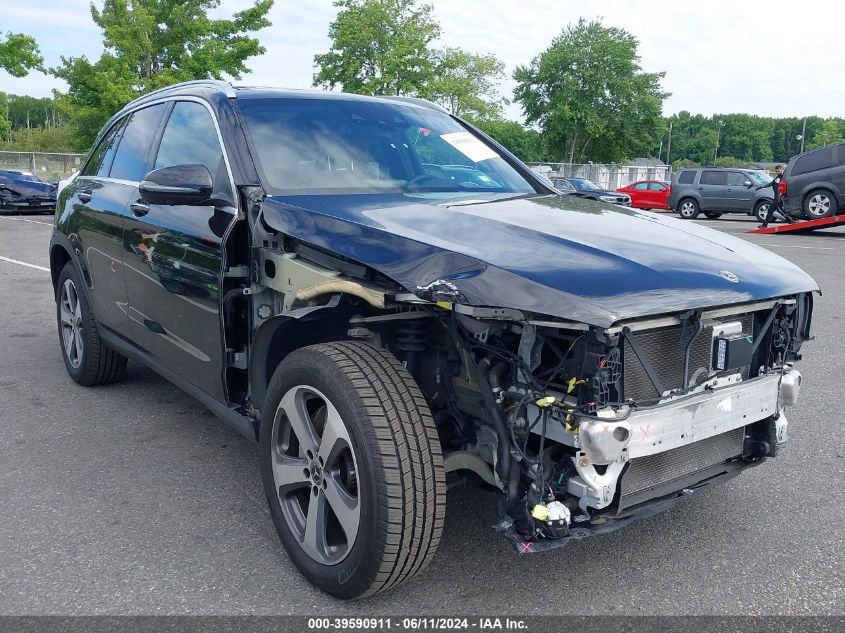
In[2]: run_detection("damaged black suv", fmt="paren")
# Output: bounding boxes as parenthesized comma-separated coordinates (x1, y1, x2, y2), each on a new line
(50, 81, 817, 599)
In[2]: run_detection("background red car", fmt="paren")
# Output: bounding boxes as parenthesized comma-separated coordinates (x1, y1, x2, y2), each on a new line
(617, 180, 672, 210)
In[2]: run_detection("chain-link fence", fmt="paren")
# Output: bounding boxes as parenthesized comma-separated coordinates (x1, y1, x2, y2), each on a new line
(525, 162, 673, 191)
(0, 151, 86, 183)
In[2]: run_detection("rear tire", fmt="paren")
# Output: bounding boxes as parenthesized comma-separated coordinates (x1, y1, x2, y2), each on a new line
(56, 262, 127, 386)
(677, 198, 700, 219)
(803, 189, 837, 218)
(703, 211, 723, 219)
(259, 341, 445, 599)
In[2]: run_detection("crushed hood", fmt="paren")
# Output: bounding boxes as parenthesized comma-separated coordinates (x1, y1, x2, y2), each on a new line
(261, 193, 819, 328)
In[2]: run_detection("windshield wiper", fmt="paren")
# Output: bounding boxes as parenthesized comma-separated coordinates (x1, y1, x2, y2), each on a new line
(439, 192, 545, 208)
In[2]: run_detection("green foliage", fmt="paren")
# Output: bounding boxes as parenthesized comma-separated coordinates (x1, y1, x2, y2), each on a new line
(2, 125, 78, 152)
(314, 0, 440, 96)
(664, 113, 845, 164)
(470, 118, 545, 162)
(424, 48, 506, 119)
(0, 32, 43, 77)
(807, 119, 844, 150)
(0, 93, 10, 141)
(513, 18, 668, 164)
(52, 0, 273, 147)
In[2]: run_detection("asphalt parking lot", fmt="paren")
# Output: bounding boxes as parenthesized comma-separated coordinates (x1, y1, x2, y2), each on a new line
(0, 212, 842, 616)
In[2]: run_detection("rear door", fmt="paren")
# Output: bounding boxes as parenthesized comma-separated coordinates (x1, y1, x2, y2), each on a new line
(60, 114, 137, 335)
(724, 170, 755, 211)
(698, 170, 727, 210)
(647, 181, 670, 209)
(123, 99, 236, 402)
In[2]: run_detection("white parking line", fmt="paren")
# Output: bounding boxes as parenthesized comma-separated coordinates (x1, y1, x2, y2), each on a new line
(0, 255, 50, 271)
(0, 215, 53, 226)
(755, 243, 833, 250)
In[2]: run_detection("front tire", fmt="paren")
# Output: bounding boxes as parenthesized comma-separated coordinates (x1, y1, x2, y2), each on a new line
(56, 262, 127, 386)
(677, 198, 700, 219)
(260, 341, 446, 599)
(804, 189, 836, 218)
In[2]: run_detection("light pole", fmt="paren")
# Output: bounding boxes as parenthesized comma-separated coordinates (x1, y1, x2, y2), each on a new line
(796, 134, 803, 154)
(714, 120, 726, 163)
(799, 117, 806, 153)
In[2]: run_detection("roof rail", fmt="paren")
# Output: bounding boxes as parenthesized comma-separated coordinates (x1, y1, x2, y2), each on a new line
(137, 79, 237, 101)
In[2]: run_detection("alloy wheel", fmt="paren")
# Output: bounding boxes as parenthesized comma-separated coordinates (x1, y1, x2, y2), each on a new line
(680, 201, 696, 218)
(271, 385, 360, 564)
(807, 193, 832, 217)
(59, 279, 84, 369)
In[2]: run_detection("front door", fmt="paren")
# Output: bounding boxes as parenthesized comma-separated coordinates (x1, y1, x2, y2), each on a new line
(123, 100, 236, 403)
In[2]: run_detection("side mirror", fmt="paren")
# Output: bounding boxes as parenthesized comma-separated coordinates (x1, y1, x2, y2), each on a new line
(139, 164, 213, 206)
(744, 180, 754, 188)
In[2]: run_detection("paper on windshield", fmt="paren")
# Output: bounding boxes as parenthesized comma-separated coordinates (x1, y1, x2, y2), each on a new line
(440, 132, 500, 163)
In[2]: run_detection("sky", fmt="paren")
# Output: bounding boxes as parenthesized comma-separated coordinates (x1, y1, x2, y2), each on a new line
(1, 0, 841, 122)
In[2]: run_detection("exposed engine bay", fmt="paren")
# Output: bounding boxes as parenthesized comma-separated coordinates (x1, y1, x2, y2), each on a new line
(221, 200, 814, 551)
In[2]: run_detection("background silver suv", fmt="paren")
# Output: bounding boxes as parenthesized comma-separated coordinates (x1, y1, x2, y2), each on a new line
(668, 167, 775, 220)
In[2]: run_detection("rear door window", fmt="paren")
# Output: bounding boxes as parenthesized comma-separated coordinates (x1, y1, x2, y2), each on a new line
(109, 104, 167, 181)
(700, 170, 727, 186)
(793, 146, 837, 175)
(677, 170, 696, 184)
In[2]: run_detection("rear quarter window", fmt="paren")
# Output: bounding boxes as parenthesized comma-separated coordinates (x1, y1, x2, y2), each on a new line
(792, 145, 837, 176)
(677, 170, 696, 184)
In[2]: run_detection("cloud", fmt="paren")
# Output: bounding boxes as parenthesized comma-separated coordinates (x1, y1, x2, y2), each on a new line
(0, 0, 840, 119)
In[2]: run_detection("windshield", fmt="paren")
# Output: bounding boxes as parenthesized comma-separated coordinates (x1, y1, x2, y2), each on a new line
(748, 171, 772, 185)
(567, 178, 601, 191)
(237, 97, 537, 198)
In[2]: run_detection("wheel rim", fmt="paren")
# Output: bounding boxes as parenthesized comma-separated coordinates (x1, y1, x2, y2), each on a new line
(757, 203, 770, 220)
(60, 279, 83, 369)
(272, 385, 360, 565)
(680, 201, 695, 217)
(807, 194, 831, 216)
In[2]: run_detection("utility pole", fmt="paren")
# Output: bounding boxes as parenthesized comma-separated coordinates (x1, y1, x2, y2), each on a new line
(666, 120, 673, 166)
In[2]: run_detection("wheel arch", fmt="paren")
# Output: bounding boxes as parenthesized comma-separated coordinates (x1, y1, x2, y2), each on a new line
(49, 242, 73, 297)
(248, 301, 359, 416)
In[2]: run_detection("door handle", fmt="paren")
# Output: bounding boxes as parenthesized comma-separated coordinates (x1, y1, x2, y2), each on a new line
(130, 201, 150, 217)
(78, 190, 93, 203)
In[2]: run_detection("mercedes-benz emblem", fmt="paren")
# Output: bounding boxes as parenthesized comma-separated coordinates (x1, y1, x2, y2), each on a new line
(719, 270, 739, 283)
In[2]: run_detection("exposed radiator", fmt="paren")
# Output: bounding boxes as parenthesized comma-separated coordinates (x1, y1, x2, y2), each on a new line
(618, 427, 745, 510)
(623, 315, 753, 402)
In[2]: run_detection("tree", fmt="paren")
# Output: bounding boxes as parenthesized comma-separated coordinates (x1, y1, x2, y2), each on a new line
(471, 118, 544, 162)
(424, 48, 506, 119)
(7, 95, 61, 130)
(52, 0, 273, 146)
(0, 32, 43, 77)
(807, 119, 844, 150)
(513, 19, 667, 164)
(314, 0, 440, 96)
(0, 93, 11, 141)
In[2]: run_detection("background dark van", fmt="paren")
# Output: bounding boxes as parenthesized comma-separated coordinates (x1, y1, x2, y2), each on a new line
(782, 142, 845, 219)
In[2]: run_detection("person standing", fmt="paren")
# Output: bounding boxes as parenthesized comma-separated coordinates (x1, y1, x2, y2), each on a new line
(757, 165, 793, 228)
